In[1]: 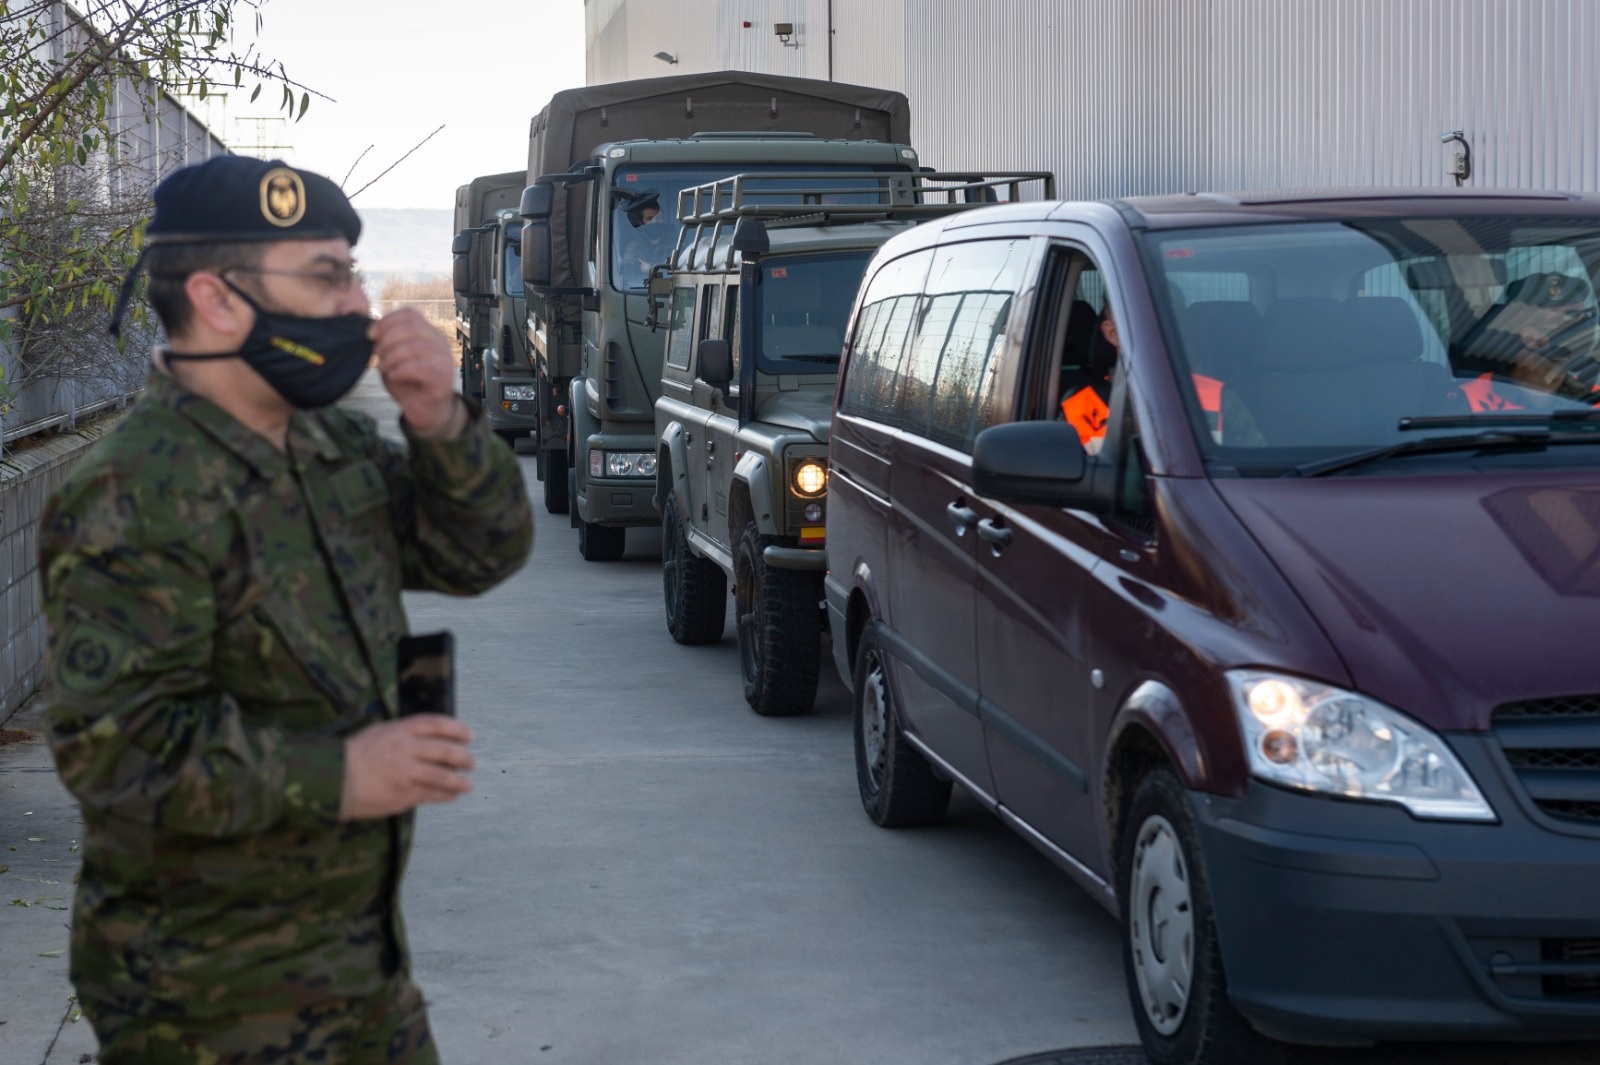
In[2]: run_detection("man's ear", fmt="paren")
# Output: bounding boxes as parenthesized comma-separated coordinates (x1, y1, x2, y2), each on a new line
(184, 272, 251, 337)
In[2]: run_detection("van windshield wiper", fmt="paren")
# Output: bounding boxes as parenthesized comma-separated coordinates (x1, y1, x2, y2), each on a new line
(779, 353, 841, 363)
(1397, 410, 1600, 431)
(1284, 429, 1600, 478)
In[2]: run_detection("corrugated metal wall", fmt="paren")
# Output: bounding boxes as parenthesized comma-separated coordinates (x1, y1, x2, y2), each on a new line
(589, 0, 1600, 197)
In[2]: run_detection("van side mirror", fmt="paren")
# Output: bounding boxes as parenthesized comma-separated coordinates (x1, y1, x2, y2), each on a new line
(971, 421, 1096, 508)
(696, 339, 732, 389)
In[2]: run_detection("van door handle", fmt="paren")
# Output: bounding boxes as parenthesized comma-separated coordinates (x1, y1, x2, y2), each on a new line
(977, 519, 1013, 548)
(946, 503, 978, 530)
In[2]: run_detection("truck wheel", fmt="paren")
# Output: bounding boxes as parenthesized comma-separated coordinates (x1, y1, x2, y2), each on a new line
(662, 493, 726, 644)
(853, 627, 951, 827)
(1119, 768, 1285, 1065)
(578, 517, 627, 562)
(543, 455, 569, 515)
(734, 522, 820, 716)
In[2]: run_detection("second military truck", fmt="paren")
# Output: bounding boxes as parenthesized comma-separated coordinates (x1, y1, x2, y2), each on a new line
(518, 70, 917, 559)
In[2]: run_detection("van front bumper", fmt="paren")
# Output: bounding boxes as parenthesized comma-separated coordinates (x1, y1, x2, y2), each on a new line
(1195, 736, 1600, 1046)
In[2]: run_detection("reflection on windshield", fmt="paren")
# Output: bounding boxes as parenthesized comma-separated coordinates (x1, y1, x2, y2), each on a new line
(1149, 218, 1600, 469)
(755, 252, 871, 374)
(609, 166, 896, 292)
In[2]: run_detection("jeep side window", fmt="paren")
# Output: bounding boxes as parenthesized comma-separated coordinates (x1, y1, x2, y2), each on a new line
(701, 284, 721, 341)
(725, 285, 741, 393)
(666, 285, 696, 370)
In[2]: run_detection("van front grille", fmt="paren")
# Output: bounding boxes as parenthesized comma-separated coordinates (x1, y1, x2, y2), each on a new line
(1491, 697, 1600, 825)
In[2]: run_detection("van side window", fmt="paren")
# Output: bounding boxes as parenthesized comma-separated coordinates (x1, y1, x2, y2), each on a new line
(665, 285, 696, 369)
(903, 238, 1030, 450)
(838, 249, 934, 426)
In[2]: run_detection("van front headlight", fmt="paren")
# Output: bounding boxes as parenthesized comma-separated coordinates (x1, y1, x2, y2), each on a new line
(1228, 671, 1495, 821)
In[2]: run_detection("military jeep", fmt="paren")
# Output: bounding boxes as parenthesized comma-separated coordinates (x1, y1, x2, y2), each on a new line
(653, 170, 1054, 715)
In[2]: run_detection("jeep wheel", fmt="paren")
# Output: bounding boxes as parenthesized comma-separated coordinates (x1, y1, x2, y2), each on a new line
(543, 453, 569, 515)
(853, 627, 950, 827)
(1119, 768, 1285, 1065)
(578, 518, 627, 561)
(662, 493, 726, 644)
(734, 522, 820, 716)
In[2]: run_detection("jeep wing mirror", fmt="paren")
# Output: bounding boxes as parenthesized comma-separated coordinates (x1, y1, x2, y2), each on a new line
(644, 272, 673, 330)
(696, 339, 733, 390)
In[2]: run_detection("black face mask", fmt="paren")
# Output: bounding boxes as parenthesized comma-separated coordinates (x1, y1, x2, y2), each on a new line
(165, 279, 374, 410)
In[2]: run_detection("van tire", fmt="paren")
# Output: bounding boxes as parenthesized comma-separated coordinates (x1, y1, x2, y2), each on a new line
(543, 453, 569, 514)
(1119, 768, 1285, 1065)
(663, 493, 726, 644)
(852, 627, 951, 827)
(578, 518, 627, 561)
(734, 521, 820, 716)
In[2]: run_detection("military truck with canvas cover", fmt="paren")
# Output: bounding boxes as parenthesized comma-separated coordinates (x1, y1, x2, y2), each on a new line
(452, 171, 522, 410)
(654, 170, 1056, 715)
(518, 70, 914, 559)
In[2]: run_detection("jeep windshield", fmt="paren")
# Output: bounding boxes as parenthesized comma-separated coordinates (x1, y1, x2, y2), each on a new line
(1147, 217, 1600, 476)
(611, 166, 893, 292)
(753, 251, 873, 376)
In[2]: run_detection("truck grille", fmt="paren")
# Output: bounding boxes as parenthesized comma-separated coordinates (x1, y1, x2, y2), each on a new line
(1492, 696, 1600, 825)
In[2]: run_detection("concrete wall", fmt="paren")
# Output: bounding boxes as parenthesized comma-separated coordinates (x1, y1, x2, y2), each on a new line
(0, 420, 117, 721)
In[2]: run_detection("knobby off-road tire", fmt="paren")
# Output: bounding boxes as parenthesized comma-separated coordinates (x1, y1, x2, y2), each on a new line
(853, 627, 951, 827)
(734, 521, 820, 716)
(662, 493, 726, 644)
(1118, 768, 1286, 1065)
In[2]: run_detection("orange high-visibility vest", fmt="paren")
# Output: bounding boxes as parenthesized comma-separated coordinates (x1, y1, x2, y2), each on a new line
(1193, 373, 1223, 434)
(1461, 373, 1524, 412)
(1061, 386, 1109, 446)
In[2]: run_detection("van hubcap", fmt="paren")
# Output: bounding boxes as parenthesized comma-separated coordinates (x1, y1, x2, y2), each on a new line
(861, 652, 889, 788)
(1129, 814, 1193, 1037)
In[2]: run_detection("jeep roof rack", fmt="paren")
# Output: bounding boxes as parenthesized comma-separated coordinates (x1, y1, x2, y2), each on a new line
(669, 169, 1056, 270)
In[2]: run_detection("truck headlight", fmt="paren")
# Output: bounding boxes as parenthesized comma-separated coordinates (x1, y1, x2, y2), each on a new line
(591, 451, 657, 478)
(503, 384, 540, 401)
(791, 460, 828, 498)
(1228, 671, 1495, 821)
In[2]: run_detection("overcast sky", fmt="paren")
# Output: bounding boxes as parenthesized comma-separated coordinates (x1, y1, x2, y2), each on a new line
(212, 0, 587, 210)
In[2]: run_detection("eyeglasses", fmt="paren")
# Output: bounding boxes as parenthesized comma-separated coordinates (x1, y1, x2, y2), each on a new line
(227, 262, 363, 294)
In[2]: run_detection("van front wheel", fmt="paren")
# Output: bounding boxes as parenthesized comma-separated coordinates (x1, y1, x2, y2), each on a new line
(1119, 768, 1284, 1065)
(853, 627, 951, 827)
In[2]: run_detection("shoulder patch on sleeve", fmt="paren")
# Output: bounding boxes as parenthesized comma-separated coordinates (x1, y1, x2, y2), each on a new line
(54, 620, 136, 697)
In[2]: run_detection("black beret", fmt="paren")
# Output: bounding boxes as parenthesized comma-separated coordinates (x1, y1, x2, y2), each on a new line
(1507, 271, 1594, 307)
(145, 156, 361, 247)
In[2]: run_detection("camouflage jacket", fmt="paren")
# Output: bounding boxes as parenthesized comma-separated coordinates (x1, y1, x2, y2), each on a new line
(39, 370, 533, 1019)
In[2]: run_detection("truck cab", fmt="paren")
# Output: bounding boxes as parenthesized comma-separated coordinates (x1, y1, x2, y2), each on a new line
(454, 209, 537, 451)
(654, 170, 1055, 715)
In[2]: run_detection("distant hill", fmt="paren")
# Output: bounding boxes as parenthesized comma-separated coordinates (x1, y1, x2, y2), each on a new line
(355, 207, 453, 276)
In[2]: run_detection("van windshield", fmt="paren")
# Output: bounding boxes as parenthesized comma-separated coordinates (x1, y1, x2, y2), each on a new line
(610, 165, 895, 292)
(1149, 218, 1600, 475)
(753, 251, 873, 375)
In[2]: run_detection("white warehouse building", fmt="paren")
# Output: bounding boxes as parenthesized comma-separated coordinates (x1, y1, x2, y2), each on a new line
(584, 0, 1599, 198)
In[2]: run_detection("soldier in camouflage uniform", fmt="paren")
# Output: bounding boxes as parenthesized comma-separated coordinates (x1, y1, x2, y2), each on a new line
(38, 156, 534, 1064)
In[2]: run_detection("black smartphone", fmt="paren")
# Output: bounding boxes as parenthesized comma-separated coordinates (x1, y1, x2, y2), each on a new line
(397, 631, 455, 717)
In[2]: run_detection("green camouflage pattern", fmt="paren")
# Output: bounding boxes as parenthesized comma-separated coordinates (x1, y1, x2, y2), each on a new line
(39, 369, 533, 1024)
(88, 974, 437, 1064)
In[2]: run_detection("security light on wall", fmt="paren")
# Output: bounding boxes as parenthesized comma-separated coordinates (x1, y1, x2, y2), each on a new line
(774, 22, 798, 47)
(653, 51, 678, 64)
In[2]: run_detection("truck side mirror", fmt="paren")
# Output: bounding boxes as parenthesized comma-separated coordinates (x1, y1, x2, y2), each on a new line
(453, 230, 489, 298)
(521, 221, 552, 289)
(696, 339, 732, 389)
(520, 183, 553, 221)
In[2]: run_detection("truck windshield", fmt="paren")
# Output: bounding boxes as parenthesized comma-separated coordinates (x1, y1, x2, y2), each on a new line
(611, 166, 895, 292)
(753, 251, 872, 376)
(1147, 216, 1600, 475)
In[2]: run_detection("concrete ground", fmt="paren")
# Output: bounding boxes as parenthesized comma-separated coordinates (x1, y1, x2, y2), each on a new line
(3, 372, 1597, 1064)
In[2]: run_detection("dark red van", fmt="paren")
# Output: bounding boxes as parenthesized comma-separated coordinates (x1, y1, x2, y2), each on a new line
(825, 190, 1600, 1065)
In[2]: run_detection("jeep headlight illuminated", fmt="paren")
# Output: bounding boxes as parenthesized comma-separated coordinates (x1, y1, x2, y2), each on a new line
(1228, 671, 1494, 821)
(590, 451, 657, 478)
(503, 384, 540, 401)
(791, 460, 828, 498)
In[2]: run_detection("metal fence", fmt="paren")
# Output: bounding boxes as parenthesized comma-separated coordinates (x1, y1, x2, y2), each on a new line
(0, 2, 227, 452)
